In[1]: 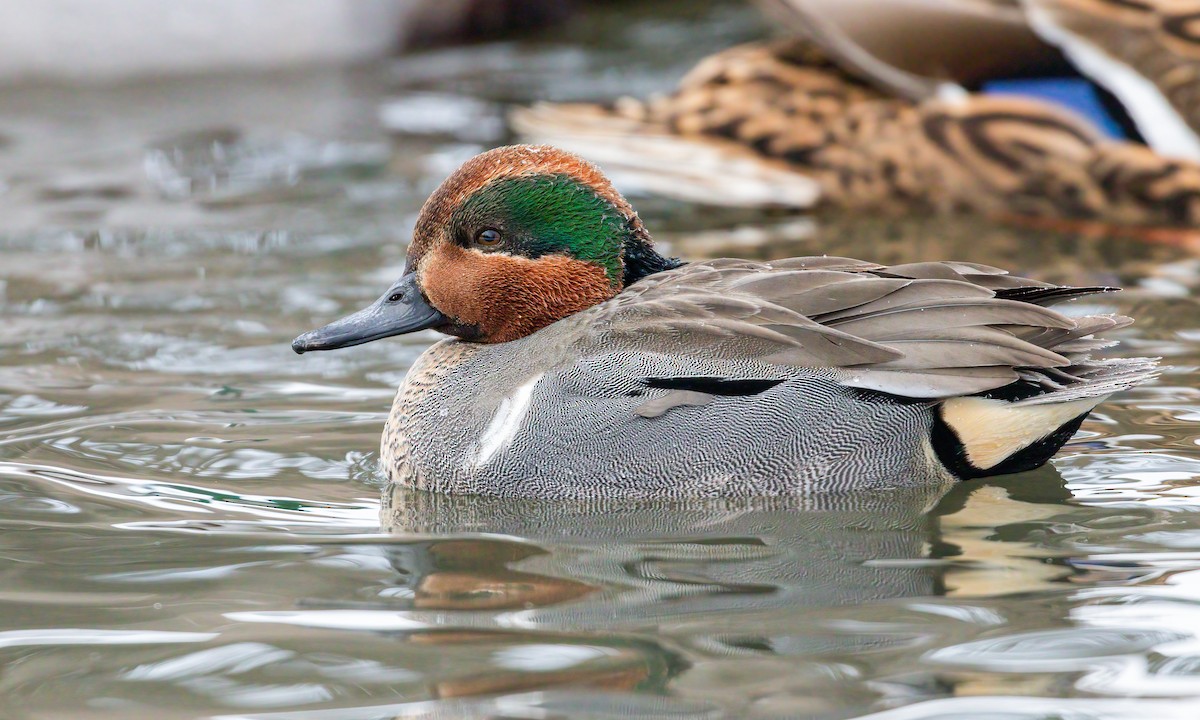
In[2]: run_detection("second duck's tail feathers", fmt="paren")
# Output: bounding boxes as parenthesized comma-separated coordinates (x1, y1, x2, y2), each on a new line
(510, 102, 822, 208)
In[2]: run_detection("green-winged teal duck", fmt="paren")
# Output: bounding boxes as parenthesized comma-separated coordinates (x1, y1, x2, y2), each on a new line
(292, 145, 1157, 498)
(513, 0, 1200, 231)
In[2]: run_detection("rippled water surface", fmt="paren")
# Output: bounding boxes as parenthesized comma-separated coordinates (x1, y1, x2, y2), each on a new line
(4, 2, 1200, 718)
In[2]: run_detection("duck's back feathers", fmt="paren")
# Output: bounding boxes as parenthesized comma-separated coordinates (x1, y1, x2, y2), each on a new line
(576, 258, 1153, 402)
(514, 37, 1200, 226)
(512, 41, 883, 209)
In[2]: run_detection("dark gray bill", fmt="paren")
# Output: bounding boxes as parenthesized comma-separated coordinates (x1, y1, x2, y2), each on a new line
(291, 274, 447, 353)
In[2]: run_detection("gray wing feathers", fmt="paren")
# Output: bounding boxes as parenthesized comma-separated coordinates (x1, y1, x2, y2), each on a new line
(588, 257, 1153, 400)
(840, 366, 1023, 398)
(873, 330, 1069, 369)
(610, 285, 904, 366)
(824, 298, 1074, 335)
(811, 279, 995, 322)
(1013, 358, 1160, 406)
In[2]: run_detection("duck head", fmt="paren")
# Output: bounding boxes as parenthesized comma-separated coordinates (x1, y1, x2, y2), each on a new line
(292, 145, 679, 352)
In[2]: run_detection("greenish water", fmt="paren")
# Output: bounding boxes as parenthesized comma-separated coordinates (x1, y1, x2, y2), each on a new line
(3, 3, 1200, 718)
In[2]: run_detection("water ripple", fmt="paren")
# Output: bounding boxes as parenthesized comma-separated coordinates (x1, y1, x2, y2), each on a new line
(926, 628, 1187, 671)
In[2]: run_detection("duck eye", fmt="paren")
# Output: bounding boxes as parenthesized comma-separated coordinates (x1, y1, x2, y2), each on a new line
(474, 228, 502, 246)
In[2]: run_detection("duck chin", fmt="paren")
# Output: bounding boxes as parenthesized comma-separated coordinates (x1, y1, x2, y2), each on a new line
(437, 319, 486, 343)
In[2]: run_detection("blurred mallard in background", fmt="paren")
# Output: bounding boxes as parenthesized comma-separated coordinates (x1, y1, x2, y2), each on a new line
(513, 0, 1200, 231)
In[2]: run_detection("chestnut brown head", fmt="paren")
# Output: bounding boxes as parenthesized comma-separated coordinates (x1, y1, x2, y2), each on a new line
(293, 145, 679, 352)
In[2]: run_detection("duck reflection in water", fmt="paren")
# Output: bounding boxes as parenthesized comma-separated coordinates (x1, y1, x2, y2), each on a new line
(369, 469, 1077, 713)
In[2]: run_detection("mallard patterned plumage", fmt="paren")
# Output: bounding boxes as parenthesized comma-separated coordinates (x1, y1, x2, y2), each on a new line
(513, 1, 1200, 228)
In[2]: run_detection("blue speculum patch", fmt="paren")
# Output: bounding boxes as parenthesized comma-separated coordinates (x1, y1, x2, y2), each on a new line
(982, 77, 1130, 140)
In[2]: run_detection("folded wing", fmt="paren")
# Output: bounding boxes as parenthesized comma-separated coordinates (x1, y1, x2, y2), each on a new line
(589, 257, 1154, 400)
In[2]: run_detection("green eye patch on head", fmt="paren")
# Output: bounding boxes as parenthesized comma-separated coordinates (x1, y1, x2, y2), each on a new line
(452, 173, 638, 285)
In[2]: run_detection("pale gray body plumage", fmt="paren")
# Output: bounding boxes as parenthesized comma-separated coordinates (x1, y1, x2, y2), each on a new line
(382, 257, 1157, 499)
